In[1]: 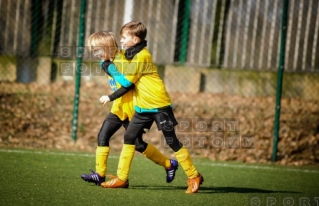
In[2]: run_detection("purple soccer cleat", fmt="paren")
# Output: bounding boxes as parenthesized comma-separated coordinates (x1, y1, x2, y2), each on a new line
(81, 169, 105, 186)
(166, 159, 178, 183)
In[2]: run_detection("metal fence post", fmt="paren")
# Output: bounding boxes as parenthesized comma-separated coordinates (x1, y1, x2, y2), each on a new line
(71, 0, 86, 142)
(272, 0, 289, 162)
(30, 0, 41, 57)
(179, 0, 190, 65)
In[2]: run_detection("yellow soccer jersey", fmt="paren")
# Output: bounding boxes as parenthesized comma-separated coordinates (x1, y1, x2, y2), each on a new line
(111, 48, 172, 113)
(101, 56, 135, 121)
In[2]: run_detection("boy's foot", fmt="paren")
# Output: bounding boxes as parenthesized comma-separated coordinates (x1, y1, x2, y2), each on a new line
(185, 173, 204, 194)
(101, 177, 129, 188)
(166, 159, 178, 183)
(81, 169, 105, 186)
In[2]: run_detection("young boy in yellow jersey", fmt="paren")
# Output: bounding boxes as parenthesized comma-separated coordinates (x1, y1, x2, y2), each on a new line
(80, 31, 178, 187)
(101, 22, 203, 194)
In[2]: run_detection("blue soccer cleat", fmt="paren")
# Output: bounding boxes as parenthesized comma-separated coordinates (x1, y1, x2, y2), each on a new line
(81, 169, 105, 186)
(166, 159, 178, 183)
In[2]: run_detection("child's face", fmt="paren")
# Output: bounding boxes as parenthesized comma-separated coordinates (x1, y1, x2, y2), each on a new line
(92, 47, 106, 60)
(120, 30, 140, 49)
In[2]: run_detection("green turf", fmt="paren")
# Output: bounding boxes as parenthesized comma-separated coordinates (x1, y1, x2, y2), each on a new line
(0, 148, 318, 206)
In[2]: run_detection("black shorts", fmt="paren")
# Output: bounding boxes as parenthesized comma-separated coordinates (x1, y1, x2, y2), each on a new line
(106, 112, 153, 131)
(105, 112, 130, 129)
(130, 107, 178, 131)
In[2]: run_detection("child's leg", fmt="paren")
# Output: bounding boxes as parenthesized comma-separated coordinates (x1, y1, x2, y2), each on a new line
(81, 113, 122, 185)
(135, 136, 171, 169)
(96, 115, 122, 177)
(154, 108, 202, 193)
(115, 123, 144, 182)
(154, 107, 200, 179)
(162, 128, 203, 193)
(95, 146, 110, 177)
(162, 128, 199, 178)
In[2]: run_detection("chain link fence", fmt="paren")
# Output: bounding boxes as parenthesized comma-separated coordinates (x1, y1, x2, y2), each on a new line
(0, 0, 319, 164)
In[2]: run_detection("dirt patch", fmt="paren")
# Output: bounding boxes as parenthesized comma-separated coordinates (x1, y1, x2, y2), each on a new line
(1, 81, 318, 165)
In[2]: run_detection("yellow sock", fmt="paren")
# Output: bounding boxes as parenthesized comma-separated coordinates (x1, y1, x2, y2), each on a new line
(175, 147, 199, 178)
(95, 146, 110, 177)
(117, 144, 135, 182)
(143, 144, 171, 169)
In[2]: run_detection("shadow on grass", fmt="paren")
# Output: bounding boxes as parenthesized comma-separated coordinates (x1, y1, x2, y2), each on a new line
(130, 185, 300, 194)
(198, 187, 300, 194)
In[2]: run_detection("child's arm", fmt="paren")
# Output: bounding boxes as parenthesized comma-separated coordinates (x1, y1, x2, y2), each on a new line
(100, 61, 137, 104)
(100, 64, 138, 102)
(108, 84, 134, 101)
(100, 84, 134, 105)
(107, 64, 134, 87)
(105, 53, 150, 101)
(101, 60, 135, 87)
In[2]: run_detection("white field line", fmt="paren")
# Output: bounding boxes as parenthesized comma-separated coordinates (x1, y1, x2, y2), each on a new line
(0, 149, 116, 158)
(200, 163, 319, 174)
(1, 149, 318, 174)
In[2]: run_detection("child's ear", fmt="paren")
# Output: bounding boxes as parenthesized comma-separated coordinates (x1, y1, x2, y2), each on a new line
(133, 37, 140, 44)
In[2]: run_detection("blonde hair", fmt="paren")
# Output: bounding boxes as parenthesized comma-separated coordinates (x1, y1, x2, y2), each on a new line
(87, 31, 118, 60)
(120, 21, 147, 41)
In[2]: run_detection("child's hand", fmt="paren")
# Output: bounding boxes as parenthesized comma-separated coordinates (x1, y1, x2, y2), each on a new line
(99, 95, 110, 106)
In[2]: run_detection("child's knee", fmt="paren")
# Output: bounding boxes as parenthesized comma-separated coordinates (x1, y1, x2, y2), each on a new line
(124, 132, 137, 145)
(134, 137, 147, 153)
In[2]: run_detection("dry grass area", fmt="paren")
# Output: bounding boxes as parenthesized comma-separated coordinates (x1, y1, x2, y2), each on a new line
(1, 81, 318, 165)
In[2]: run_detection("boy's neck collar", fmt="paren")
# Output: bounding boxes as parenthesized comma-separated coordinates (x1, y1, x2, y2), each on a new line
(125, 40, 147, 60)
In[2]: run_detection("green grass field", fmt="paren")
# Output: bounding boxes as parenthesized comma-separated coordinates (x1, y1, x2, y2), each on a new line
(0, 148, 318, 206)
